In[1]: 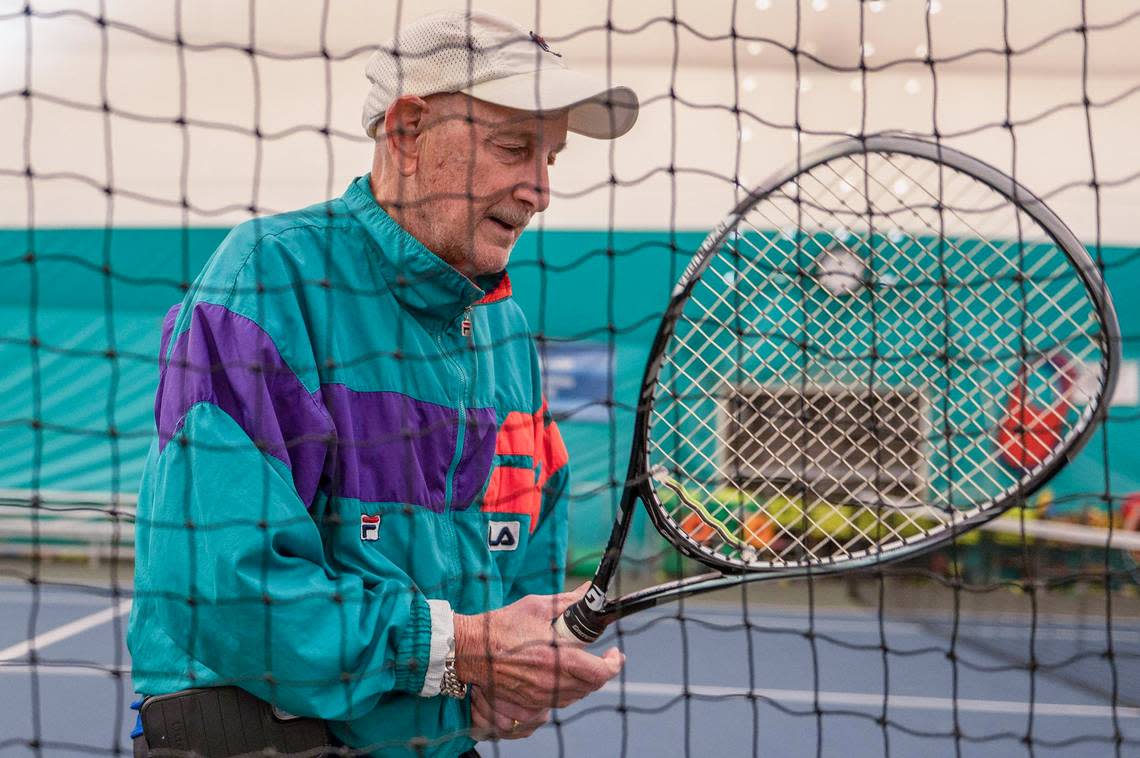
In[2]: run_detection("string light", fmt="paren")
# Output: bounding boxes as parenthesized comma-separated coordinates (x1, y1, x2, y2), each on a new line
(740, 126, 754, 143)
(928, 0, 942, 14)
(868, 1, 886, 12)
(747, 42, 764, 55)
(915, 43, 928, 58)
(799, 77, 813, 92)
(755, 0, 771, 10)
(743, 76, 758, 92)
(862, 42, 876, 58)
(905, 78, 921, 95)
(812, 0, 829, 11)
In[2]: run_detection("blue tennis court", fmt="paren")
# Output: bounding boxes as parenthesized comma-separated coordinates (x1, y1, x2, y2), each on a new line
(3, 580, 1135, 757)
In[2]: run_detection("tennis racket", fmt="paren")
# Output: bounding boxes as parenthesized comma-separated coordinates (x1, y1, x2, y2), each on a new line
(554, 134, 1120, 644)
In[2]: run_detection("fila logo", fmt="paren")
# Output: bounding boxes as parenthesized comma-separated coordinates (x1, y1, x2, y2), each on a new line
(360, 514, 381, 541)
(487, 520, 521, 551)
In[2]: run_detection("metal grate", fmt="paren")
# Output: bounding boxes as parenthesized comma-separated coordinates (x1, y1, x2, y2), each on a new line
(720, 383, 929, 508)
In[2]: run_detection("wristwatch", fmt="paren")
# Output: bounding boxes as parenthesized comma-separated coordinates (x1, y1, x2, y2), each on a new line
(440, 634, 468, 699)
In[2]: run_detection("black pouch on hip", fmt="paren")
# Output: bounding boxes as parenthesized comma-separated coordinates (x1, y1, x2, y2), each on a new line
(139, 686, 330, 757)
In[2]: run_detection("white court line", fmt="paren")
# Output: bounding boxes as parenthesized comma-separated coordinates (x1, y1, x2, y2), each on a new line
(0, 599, 132, 662)
(0, 587, 132, 607)
(0, 664, 129, 677)
(610, 615, 1140, 644)
(600, 682, 1140, 719)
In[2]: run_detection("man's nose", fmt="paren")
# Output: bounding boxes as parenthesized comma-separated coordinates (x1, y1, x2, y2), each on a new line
(513, 163, 551, 214)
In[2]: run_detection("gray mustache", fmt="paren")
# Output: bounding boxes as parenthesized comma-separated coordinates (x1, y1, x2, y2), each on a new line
(487, 207, 532, 228)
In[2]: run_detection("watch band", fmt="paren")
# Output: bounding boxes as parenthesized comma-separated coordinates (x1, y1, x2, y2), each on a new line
(439, 636, 468, 699)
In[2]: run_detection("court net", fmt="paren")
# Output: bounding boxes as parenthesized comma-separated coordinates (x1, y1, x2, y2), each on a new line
(2, 1, 1139, 756)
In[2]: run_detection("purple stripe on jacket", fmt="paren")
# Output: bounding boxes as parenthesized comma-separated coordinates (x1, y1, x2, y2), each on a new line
(156, 302, 333, 507)
(155, 301, 497, 511)
(453, 407, 498, 508)
(323, 384, 460, 512)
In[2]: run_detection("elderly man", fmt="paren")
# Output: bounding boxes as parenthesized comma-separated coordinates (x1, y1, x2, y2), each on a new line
(126, 10, 638, 758)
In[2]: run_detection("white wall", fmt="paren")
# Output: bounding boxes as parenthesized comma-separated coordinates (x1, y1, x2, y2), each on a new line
(1, 0, 1138, 244)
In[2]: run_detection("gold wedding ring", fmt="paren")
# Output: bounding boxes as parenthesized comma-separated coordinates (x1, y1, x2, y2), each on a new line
(511, 719, 521, 732)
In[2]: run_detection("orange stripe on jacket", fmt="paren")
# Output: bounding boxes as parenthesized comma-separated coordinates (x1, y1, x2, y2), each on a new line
(536, 399, 568, 489)
(482, 398, 569, 531)
(482, 466, 541, 525)
(496, 409, 537, 457)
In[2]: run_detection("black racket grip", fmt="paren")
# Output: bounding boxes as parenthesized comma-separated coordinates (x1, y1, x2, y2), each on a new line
(554, 599, 607, 644)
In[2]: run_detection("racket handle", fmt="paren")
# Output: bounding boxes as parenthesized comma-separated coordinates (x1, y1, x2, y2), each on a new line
(554, 600, 607, 644)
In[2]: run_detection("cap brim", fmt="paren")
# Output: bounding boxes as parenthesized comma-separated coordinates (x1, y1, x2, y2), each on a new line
(463, 68, 639, 140)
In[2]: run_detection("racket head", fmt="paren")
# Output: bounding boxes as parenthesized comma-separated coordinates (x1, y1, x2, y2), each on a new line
(631, 135, 1120, 575)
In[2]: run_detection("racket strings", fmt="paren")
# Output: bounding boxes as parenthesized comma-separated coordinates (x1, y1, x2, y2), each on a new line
(646, 149, 1110, 570)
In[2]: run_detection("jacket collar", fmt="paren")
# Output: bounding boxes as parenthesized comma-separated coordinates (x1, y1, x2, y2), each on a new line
(343, 175, 509, 324)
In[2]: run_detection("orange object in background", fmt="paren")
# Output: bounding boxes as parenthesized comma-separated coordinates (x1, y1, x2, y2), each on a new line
(1123, 494, 1140, 562)
(679, 512, 715, 543)
(997, 353, 1076, 472)
(1122, 494, 1140, 531)
(997, 390, 1066, 471)
(743, 512, 775, 548)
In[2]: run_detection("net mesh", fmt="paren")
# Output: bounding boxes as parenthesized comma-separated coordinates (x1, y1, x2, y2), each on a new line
(1, 1, 1138, 756)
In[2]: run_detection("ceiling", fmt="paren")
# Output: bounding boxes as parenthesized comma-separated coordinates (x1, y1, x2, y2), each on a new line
(10, 0, 1140, 76)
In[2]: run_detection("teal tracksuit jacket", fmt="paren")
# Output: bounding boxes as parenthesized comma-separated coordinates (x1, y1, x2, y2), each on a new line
(127, 175, 570, 756)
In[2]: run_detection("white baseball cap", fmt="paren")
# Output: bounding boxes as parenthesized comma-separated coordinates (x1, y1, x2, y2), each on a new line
(362, 10, 639, 140)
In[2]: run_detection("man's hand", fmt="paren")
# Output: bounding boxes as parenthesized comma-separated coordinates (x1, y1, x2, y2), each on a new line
(469, 685, 549, 740)
(453, 583, 623, 709)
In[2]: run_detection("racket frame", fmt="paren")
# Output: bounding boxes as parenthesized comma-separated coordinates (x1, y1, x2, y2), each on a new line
(558, 134, 1120, 643)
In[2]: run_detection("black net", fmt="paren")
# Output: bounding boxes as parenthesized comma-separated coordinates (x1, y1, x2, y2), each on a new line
(1, 1, 1138, 756)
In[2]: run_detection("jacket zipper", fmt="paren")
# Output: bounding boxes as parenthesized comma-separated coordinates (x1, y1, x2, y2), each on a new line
(440, 308, 473, 604)
(441, 307, 474, 511)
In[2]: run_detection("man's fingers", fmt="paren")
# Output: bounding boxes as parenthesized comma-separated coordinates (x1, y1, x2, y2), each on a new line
(552, 646, 625, 689)
(470, 685, 550, 740)
(510, 710, 550, 738)
(550, 581, 592, 615)
(601, 646, 626, 673)
(476, 691, 550, 724)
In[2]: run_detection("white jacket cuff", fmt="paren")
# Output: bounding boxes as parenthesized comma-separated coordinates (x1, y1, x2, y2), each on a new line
(419, 599, 455, 697)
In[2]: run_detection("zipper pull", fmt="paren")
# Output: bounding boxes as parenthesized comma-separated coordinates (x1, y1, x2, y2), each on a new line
(460, 307, 473, 338)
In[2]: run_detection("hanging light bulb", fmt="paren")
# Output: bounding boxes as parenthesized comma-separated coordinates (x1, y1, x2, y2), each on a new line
(812, 0, 829, 11)
(755, 0, 771, 10)
(868, 1, 886, 12)
(747, 41, 764, 55)
(743, 76, 758, 92)
(862, 42, 876, 58)
(740, 126, 754, 143)
(799, 77, 813, 92)
(928, 0, 943, 14)
(904, 78, 921, 95)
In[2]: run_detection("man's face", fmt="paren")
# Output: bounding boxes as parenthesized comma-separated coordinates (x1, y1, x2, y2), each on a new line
(406, 96, 569, 278)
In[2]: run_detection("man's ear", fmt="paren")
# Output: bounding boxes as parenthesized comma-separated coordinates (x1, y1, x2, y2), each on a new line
(384, 95, 430, 177)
